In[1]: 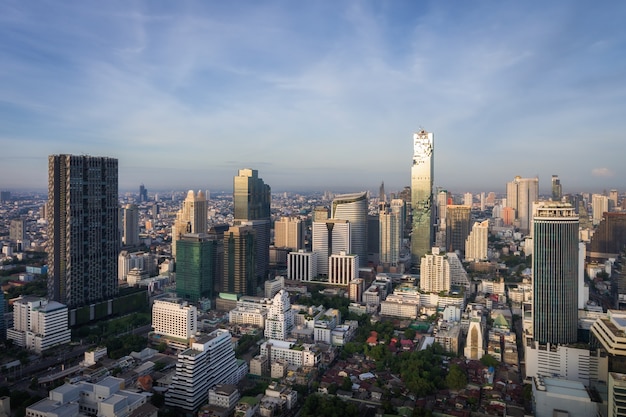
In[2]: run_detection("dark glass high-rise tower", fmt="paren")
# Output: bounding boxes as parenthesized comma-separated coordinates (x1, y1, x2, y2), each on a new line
(47, 154, 119, 309)
(532, 202, 579, 345)
(233, 169, 270, 282)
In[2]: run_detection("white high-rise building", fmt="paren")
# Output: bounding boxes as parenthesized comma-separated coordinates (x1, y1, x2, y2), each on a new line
(152, 300, 198, 348)
(447, 252, 470, 289)
(287, 250, 318, 281)
(274, 217, 305, 250)
(419, 247, 450, 293)
(331, 192, 368, 267)
(379, 199, 405, 268)
(7, 296, 70, 353)
(506, 176, 539, 234)
(463, 192, 473, 207)
(264, 290, 294, 341)
(464, 313, 485, 360)
(165, 329, 243, 413)
(312, 220, 350, 276)
(592, 194, 609, 225)
(328, 251, 358, 286)
(172, 190, 207, 258)
(465, 220, 489, 262)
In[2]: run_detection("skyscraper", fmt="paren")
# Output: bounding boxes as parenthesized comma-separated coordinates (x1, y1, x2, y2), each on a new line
(223, 225, 256, 296)
(233, 169, 271, 282)
(446, 205, 471, 256)
(532, 202, 579, 345)
(506, 176, 539, 234)
(172, 190, 207, 258)
(139, 184, 148, 202)
(465, 220, 489, 262)
(379, 199, 405, 269)
(47, 154, 119, 309)
(274, 217, 305, 250)
(176, 233, 220, 302)
(592, 194, 609, 226)
(331, 192, 368, 267)
(312, 219, 350, 276)
(411, 129, 434, 265)
(122, 203, 139, 247)
(419, 247, 450, 293)
(551, 175, 562, 201)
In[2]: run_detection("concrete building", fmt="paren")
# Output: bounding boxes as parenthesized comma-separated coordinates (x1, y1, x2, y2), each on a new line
(287, 250, 318, 281)
(592, 194, 609, 226)
(525, 341, 607, 385)
(608, 372, 626, 417)
(551, 175, 563, 201)
(121, 204, 139, 247)
(208, 384, 240, 414)
(259, 339, 319, 368)
(419, 247, 450, 293)
(264, 290, 294, 341)
(379, 199, 405, 270)
(151, 300, 198, 349)
(26, 377, 149, 417)
(274, 217, 304, 250)
(47, 154, 119, 309)
(465, 220, 489, 262)
(464, 313, 485, 360)
(118, 251, 156, 282)
(7, 296, 70, 353)
(312, 220, 350, 276)
(348, 278, 364, 303)
(411, 129, 434, 264)
(532, 376, 599, 417)
(165, 329, 244, 413)
(328, 251, 358, 286)
(506, 176, 539, 234)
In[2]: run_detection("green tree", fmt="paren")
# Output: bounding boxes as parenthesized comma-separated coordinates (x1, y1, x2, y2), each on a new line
(480, 354, 499, 368)
(446, 364, 467, 390)
(341, 376, 352, 392)
(404, 328, 417, 340)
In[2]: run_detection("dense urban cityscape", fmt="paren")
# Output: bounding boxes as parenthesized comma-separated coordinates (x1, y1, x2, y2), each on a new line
(1, 130, 626, 417)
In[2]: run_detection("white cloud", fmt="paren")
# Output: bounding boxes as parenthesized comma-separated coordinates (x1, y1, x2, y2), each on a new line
(592, 168, 614, 177)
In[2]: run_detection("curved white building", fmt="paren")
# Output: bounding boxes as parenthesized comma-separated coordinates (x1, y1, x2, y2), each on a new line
(331, 192, 368, 267)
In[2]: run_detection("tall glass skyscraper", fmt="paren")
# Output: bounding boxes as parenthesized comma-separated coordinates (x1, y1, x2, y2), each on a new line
(176, 233, 220, 302)
(233, 169, 271, 282)
(172, 190, 207, 258)
(331, 192, 368, 267)
(532, 202, 579, 345)
(411, 130, 434, 265)
(47, 154, 119, 309)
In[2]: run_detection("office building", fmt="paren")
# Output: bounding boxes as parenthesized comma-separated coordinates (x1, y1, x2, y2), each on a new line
(532, 202, 579, 345)
(379, 199, 405, 270)
(223, 225, 256, 296)
(420, 247, 450, 293)
(313, 206, 330, 222)
(463, 192, 473, 207)
(152, 300, 198, 349)
(9, 219, 26, 242)
(610, 189, 619, 208)
(176, 233, 220, 303)
(172, 190, 207, 258)
(465, 220, 489, 262)
(331, 192, 368, 267)
(274, 217, 305, 250)
(506, 176, 539, 234)
(234, 169, 271, 283)
(165, 329, 243, 413)
(446, 205, 471, 256)
(287, 250, 318, 281)
(139, 183, 148, 202)
(532, 376, 599, 417)
(609, 372, 626, 417)
(7, 296, 70, 353)
(47, 154, 119, 309)
(312, 220, 350, 276)
(593, 194, 610, 226)
(121, 203, 139, 247)
(328, 251, 358, 286)
(551, 175, 562, 201)
(348, 278, 364, 303)
(118, 251, 156, 282)
(588, 213, 626, 261)
(411, 129, 434, 264)
(264, 289, 294, 341)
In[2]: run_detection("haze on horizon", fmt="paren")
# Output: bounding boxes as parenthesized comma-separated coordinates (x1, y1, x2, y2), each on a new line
(1, 1, 626, 195)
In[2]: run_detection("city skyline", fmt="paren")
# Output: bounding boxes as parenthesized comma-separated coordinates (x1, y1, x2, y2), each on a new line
(2, 2, 626, 192)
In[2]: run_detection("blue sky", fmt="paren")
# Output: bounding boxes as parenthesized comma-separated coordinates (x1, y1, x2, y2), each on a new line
(1, 1, 625, 194)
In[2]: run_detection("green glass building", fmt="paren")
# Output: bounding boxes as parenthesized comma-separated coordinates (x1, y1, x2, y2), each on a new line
(176, 233, 220, 302)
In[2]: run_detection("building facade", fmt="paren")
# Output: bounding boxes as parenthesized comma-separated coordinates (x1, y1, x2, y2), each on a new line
(411, 130, 434, 265)
(379, 199, 405, 269)
(465, 220, 489, 262)
(506, 176, 539, 234)
(287, 250, 318, 281)
(172, 190, 207, 258)
(419, 247, 450, 293)
(7, 296, 70, 353)
(532, 202, 579, 345)
(446, 205, 471, 256)
(331, 192, 368, 267)
(176, 233, 220, 302)
(223, 225, 256, 296)
(328, 252, 358, 286)
(274, 217, 305, 250)
(312, 220, 350, 276)
(47, 154, 119, 309)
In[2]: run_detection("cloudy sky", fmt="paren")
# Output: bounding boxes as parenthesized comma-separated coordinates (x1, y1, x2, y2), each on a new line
(1, 1, 625, 194)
